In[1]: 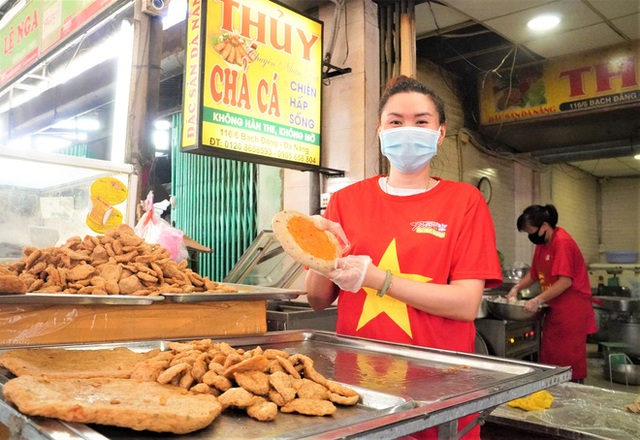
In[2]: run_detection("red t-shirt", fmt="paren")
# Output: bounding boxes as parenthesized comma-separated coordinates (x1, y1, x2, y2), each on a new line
(324, 176, 503, 353)
(529, 226, 597, 380)
(530, 227, 591, 300)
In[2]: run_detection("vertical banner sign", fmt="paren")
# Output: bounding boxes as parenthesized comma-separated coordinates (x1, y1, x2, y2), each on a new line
(181, 0, 323, 170)
(182, 0, 202, 149)
(478, 42, 639, 125)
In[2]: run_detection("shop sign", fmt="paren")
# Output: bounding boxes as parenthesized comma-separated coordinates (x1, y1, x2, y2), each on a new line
(181, 0, 323, 170)
(478, 42, 639, 125)
(0, 0, 120, 89)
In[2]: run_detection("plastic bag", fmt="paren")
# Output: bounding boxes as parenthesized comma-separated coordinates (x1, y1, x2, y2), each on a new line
(134, 191, 189, 262)
(507, 390, 554, 411)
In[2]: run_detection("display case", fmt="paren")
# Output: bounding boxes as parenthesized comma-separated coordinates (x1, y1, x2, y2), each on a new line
(224, 230, 304, 288)
(0, 149, 136, 263)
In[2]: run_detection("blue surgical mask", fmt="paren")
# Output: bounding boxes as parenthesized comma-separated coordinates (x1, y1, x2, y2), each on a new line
(379, 126, 440, 174)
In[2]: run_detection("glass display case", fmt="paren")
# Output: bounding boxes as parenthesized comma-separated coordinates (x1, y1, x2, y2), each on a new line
(0, 149, 136, 263)
(224, 230, 337, 332)
(224, 230, 304, 288)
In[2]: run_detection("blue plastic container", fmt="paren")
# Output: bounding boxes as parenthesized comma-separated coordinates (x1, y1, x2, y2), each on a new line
(605, 252, 639, 264)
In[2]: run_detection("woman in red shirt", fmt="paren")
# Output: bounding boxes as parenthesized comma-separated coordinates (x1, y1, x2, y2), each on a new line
(305, 75, 502, 439)
(507, 204, 597, 382)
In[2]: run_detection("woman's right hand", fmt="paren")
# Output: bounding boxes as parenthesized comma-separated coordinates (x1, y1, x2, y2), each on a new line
(506, 285, 519, 302)
(310, 216, 351, 254)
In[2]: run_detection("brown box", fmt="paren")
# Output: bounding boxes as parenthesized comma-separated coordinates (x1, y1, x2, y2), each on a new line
(0, 301, 266, 347)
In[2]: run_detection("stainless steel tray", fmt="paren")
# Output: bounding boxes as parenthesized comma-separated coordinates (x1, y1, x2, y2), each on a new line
(0, 293, 165, 305)
(0, 330, 571, 439)
(594, 295, 640, 312)
(161, 283, 304, 302)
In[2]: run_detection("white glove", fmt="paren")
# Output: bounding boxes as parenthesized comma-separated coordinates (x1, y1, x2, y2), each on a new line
(524, 297, 543, 313)
(327, 255, 371, 292)
(310, 215, 351, 254)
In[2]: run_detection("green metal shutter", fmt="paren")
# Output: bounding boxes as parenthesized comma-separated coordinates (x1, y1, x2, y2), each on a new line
(170, 113, 257, 281)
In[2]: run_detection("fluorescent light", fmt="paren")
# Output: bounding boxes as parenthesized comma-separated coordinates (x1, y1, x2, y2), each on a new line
(154, 119, 171, 130)
(52, 117, 101, 131)
(61, 132, 88, 141)
(527, 14, 561, 31)
(110, 19, 134, 163)
(33, 135, 73, 152)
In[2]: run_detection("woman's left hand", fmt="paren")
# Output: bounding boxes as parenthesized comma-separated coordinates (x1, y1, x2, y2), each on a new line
(524, 297, 542, 313)
(327, 255, 371, 292)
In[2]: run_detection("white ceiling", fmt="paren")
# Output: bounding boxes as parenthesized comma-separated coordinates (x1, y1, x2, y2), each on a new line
(414, 0, 640, 178)
(416, 0, 639, 54)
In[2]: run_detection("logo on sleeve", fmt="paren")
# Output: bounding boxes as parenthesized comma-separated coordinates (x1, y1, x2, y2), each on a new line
(411, 221, 447, 238)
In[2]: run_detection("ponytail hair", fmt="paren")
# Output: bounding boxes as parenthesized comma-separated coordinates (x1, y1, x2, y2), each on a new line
(517, 204, 559, 231)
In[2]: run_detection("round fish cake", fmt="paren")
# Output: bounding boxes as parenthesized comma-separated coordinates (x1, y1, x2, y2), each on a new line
(271, 210, 341, 273)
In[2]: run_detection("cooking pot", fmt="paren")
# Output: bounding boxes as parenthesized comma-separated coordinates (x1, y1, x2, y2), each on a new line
(502, 264, 530, 281)
(604, 364, 640, 386)
(477, 296, 489, 318)
(608, 319, 640, 358)
(498, 280, 542, 299)
(485, 295, 547, 322)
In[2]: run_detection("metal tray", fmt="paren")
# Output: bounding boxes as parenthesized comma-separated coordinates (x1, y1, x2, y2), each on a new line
(0, 292, 165, 305)
(594, 296, 640, 313)
(161, 283, 304, 302)
(0, 331, 571, 439)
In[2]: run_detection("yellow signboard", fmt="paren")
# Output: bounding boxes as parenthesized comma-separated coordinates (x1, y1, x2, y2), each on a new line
(182, 0, 323, 170)
(479, 43, 640, 125)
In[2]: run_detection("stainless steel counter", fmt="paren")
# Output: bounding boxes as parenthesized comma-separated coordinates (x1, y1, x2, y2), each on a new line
(488, 382, 640, 439)
(0, 330, 571, 439)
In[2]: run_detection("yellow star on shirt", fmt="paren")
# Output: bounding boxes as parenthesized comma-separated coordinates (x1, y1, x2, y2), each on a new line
(357, 238, 430, 338)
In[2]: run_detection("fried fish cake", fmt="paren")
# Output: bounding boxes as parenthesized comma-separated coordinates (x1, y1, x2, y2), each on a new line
(0, 347, 161, 379)
(0, 275, 27, 294)
(218, 387, 259, 409)
(234, 370, 270, 396)
(246, 397, 278, 422)
(296, 378, 330, 400)
(280, 398, 337, 416)
(2, 376, 222, 434)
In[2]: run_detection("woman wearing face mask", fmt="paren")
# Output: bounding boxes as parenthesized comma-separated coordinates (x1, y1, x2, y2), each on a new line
(506, 204, 596, 383)
(305, 75, 502, 439)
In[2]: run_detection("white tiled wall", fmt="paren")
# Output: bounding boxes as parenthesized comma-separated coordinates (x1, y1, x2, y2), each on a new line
(601, 178, 640, 254)
(543, 166, 600, 263)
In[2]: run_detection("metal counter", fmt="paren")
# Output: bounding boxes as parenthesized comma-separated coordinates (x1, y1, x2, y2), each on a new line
(0, 330, 571, 439)
(488, 382, 640, 439)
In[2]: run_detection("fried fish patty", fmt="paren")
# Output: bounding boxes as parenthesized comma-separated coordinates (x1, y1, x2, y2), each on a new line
(0, 347, 160, 379)
(0, 275, 27, 294)
(2, 376, 223, 434)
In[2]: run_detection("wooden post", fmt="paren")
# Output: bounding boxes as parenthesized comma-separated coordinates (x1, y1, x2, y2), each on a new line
(399, 1, 415, 77)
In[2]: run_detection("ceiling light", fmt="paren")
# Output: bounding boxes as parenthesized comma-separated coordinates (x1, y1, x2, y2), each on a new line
(52, 117, 101, 131)
(527, 14, 561, 32)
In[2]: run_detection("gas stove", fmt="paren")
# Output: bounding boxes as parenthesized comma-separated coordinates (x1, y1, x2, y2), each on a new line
(475, 318, 540, 361)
